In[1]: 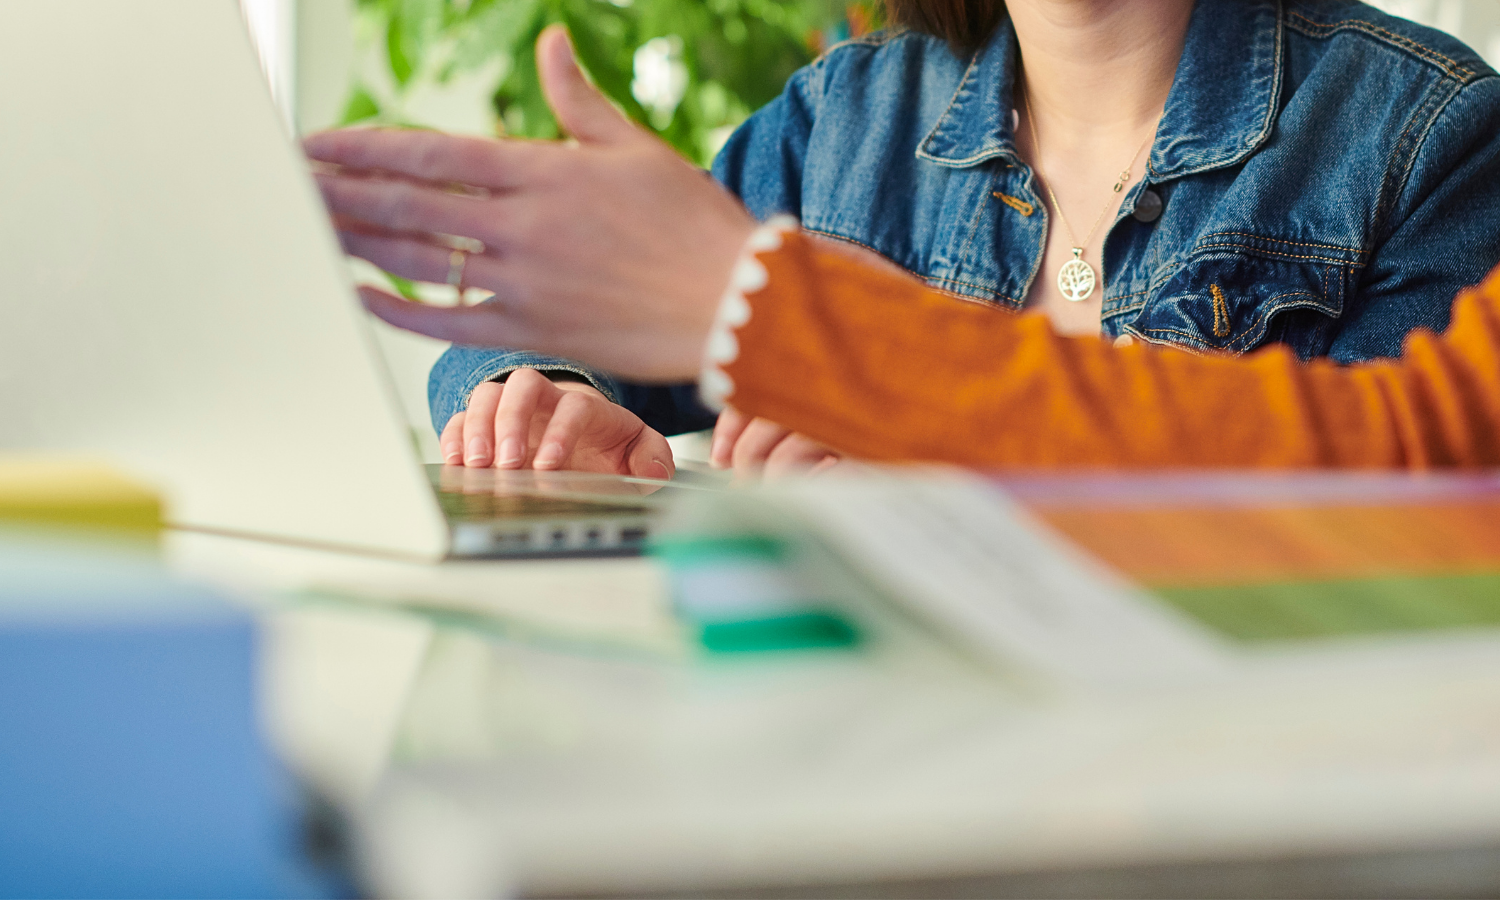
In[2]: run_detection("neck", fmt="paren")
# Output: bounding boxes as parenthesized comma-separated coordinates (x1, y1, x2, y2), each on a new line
(1011, 0, 1194, 143)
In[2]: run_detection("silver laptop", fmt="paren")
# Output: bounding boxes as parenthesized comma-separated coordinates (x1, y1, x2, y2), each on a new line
(0, 0, 699, 559)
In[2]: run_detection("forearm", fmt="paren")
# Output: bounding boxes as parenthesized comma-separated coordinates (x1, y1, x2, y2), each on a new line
(720, 232, 1500, 469)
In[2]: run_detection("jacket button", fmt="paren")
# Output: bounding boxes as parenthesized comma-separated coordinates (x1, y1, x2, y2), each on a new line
(1133, 189, 1163, 223)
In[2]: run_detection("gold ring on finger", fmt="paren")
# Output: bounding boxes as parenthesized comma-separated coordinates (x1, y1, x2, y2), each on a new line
(446, 248, 469, 301)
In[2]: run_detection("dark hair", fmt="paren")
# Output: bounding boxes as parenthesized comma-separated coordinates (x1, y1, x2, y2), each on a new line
(884, 0, 1006, 53)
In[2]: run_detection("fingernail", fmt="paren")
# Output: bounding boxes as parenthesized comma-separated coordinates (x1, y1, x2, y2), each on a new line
(442, 442, 461, 463)
(650, 459, 671, 480)
(465, 436, 488, 465)
(534, 443, 563, 469)
(497, 438, 523, 466)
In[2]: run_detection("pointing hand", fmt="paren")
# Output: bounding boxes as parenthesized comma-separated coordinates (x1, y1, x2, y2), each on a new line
(304, 26, 756, 381)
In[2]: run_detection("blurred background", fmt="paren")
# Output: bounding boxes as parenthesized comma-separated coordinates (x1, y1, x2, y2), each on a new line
(236, 0, 1500, 461)
(251, 0, 1500, 147)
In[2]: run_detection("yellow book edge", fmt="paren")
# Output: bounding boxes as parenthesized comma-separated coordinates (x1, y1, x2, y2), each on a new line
(0, 457, 162, 532)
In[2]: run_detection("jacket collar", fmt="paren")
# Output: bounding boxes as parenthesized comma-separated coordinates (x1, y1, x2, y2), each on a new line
(917, 0, 1283, 180)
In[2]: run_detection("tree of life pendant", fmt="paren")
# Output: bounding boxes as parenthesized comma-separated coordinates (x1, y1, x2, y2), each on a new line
(1057, 248, 1097, 302)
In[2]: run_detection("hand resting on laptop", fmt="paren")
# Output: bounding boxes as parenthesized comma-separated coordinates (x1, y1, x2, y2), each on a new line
(445, 370, 827, 481)
(710, 405, 840, 479)
(441, 368, 673, 479)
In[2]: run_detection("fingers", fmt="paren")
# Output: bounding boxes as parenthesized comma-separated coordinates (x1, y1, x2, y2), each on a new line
(532, 389, 596, 470)
(731, 417, 793, 474)
(442, 371, 673, 478)
(808, 455, 842, 476)
(338, 228, 500, 287)
(492, 369, 552, 469)
(462, 381, 504, 466)
(624, 429, 675, 480)
(304, 128, 541, 192)
(764, 434, 839, 480)
(439, 411, 466, 465)
(535, 25, 639, 146)
(710, 406, 751, 469)
(359, 286, 524, 346)
(316, 172, 495, 246)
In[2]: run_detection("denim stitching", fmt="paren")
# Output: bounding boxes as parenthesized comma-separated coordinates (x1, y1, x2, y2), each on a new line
(1195, 232, 1368, 257)
(466, 363, 621, 408)
(801, 226, 1008, 300)
(1104, 299, 1150, 320)
(807, 54, 828, 107)
(1150, 3, 1282, 181)
(799, 29, 906, 110)
(802, 227, 923, 271)
(1192, 242, 1365, 267)
(802, 227, 901, 259)
(519, 363, 622, 405)
(458, 362, 520, 411)
(1246, 1, 1286, 165)
(953, 176, 998, 269)
(931, 276, 1018, 303)
(994, 192, 1034, 216)
(1015, 165, 1048, 302)
(916, 50, 994, 166)
(1101, 288, 1152, 319)
(1375, 81, 1446, 230)
(1135, 327, 1217, 353)
(1134, 290, 1334, 355)
(1210, 284, 1230, 337)
(1373, 77, 1461, 243)
(822, 30, 906, 55)
(1226, 295, 1334, 352)
(939, 286, 1013, 307)
(1102, 287, 1152, 312)
(810, 30, 913, 103)
(1286, 11, 1477, 80)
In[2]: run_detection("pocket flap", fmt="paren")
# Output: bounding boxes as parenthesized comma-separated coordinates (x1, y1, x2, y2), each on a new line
(1127, 252, 1350, 357)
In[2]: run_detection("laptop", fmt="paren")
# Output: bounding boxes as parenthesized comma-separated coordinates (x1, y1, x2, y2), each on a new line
(0, 0, 702, 559)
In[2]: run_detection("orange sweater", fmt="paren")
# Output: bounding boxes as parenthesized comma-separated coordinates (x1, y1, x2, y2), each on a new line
(722, 232, 1500, 469)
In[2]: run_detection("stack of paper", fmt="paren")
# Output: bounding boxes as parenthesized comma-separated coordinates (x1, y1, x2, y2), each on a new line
(1008, 471, 1500, 642)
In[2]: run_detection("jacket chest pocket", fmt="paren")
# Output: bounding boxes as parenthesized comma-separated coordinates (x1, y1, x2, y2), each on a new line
(1125, 248, 1357, 360)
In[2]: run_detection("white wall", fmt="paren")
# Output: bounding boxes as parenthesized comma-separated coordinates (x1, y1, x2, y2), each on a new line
(1365, 0, 1500, 63)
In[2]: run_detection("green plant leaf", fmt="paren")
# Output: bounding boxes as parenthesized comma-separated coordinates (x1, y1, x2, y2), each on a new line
(340, 86, 382, 124)
(387, 273, 423, 300)
(354, 0, 854, 166)
(452, 0, 542, 71)
(386, 13, 415, 84)
(397, 0, 446, 72)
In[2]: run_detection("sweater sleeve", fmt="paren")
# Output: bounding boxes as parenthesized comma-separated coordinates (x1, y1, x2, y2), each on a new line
(719, 232, 1500, 469)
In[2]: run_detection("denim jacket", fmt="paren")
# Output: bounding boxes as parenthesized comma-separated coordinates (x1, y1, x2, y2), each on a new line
(429, 0, 1500, 437)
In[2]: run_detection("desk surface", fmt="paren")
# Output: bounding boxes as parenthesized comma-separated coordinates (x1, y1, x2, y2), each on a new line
(165, 472, 1500, 898)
